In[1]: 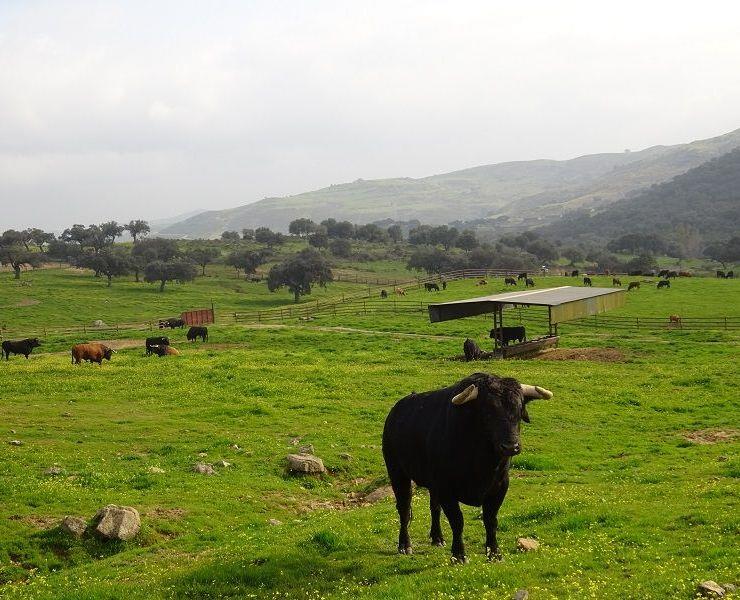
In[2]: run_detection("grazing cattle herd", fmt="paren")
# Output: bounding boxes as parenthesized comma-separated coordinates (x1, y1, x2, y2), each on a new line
(383, 372, 553, 562)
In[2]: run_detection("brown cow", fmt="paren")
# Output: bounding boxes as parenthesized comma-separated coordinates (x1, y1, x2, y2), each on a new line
(71, 343, 115, 365)
(148, 344, 180, 357)
(395, 287, 406, 296)
(477, 279, 488, 286)
(669, 314, 681, 325)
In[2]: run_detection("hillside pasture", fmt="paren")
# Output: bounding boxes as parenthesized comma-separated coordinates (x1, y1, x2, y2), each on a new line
(0, 271, 738, 599)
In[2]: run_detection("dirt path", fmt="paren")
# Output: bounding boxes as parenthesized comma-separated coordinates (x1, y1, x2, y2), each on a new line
(238, 322, 458, 341)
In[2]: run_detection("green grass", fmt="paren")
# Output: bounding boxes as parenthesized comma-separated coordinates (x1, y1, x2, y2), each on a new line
(0, 267, 738, 599)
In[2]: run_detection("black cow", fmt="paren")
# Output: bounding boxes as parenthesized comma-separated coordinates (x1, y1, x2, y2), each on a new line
(463, 339, 483, 362)
(658, 270, 670, 278)
(382, 372, 553, 561)
(525, 278, 535, 288)
(657, 280, 670, 289)
(2, 338, 41, 360)
(583, 277, 592, 287)
(667, 271, 678, 279)
(612, 278, 622, 286)
(145, 336, 170, 356)
(571, 270, 579, 277)
(517, 272, 527, 280)
(716, 270, 726, 279)
(424, 283, 440, 292)
(627, 282, 640, 291)
(726, 271, 734, 279)
(442, 281, 447, 290)
(159, 318, 185, 329)
(489, 326, 526, 346)
(504, 277, 517, 286)
(187, 326, 208, 342)
(380, 289, 388, 299)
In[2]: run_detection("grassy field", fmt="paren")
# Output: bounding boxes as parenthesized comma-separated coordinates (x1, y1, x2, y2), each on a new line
(1, 266, 738, 599)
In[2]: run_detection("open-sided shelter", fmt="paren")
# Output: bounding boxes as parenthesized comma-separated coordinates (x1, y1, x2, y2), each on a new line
(428, 286, 626, 358)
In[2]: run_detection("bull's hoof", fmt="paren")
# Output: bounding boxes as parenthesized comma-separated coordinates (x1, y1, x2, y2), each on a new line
(430, 537, 446, 547)
(398, 545, 413, 555)
(486, 547, 503, 562)
(450, 554, 468, 565)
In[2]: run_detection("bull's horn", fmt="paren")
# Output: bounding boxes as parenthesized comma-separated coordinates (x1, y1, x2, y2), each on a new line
(451, 384, 478, 405)
(520, 384, 553, 400)
(111, 349, 117, 353)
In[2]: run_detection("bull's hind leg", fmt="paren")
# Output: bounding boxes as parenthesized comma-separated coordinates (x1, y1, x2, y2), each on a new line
(429, 491, 445, 546)
(389, 473, 413, 554)
(441, 500, 466, 563)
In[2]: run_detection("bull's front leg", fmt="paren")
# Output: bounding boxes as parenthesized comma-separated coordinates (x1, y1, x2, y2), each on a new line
(482, 477, 509, 561)
(440, 500, 466, 563)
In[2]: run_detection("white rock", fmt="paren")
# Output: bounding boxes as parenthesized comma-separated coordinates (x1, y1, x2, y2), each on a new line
(268, 518, 282, 526)
(216, 460, 231, 468)
(61, 516, 87, 538)
(148, 466, 165, 474)
(193, 462, 215, 475)
(93, 505, 140, 541)
(9, 440, 22, 446)
(45, 466, 62, 476)
(516, 537, 540, 552)
(286, 453, 326, 474)
(697, 581, 725, 597)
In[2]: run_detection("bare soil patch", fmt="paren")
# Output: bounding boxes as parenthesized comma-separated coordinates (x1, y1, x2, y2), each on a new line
(145, 507, 186, 519)
(14, 298, 40, 308)
(534, 347, 626, 362)
(8, 514, 58, 529)
(683, 429, 739, 445)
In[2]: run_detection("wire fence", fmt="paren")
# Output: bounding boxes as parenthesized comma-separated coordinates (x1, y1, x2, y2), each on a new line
(2, 268, 739, 340)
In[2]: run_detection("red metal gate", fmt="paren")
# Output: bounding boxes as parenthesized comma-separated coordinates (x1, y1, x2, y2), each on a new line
(181, 308, 215, 326)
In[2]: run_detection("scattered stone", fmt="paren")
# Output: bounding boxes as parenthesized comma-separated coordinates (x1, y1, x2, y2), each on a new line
(697, 581, 725, 597)
(148, 466, 166, 474)
(230, 444, 241, 451)
(44, 466, 63, 476)
(516, 537, 540, 552)
(339, 453, 353, 461)
(92, 505, 140, 541)
(197, 452, 208, 457)
(61, 515, 87, 538)
(61, 412, 72, 417)
(717, 455, 729, 462)
(512, 591, 529, 600)
(268, 518, 282, 526)
(286, 453, 326, 474)
(193, 462, 215, 475)
(721, 584, 736, 593)
(363, 486, 394, 504)
(10, 429, 16, 434)
(290, 437, 301, 446)
(299, 444, 314, 455)
(9, 440, 22, 446)
(216, 460, 231, 468)
(91, 319, 107, 328)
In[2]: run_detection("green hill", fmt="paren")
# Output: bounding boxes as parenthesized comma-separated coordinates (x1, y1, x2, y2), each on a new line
(541, 147, 740, 244)
(161, 129, 740, 237)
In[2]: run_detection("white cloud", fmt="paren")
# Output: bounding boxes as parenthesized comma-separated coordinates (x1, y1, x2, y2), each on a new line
(1, 0, 739, 229)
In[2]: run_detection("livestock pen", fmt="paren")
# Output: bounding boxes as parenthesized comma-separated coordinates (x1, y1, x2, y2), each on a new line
(428, 286, 627, 357)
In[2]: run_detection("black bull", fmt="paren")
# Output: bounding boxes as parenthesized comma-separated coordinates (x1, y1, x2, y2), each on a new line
(383, 373, 553, 562)
(489, 326, 526, 346)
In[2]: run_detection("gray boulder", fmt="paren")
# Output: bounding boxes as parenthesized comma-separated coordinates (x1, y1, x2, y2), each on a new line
(92, 505, 140, 541)
(286, 453, 326, 474)
(193, 462, 215, 475)
(697, 581, 726, 597)
(61, 516, 87, 538)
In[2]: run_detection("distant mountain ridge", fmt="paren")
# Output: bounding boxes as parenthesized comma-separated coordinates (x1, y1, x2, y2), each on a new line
(541, 147, 740, 243)
(161, 129, 740, 238)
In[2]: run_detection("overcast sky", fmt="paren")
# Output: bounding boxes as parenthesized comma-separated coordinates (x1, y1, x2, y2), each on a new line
(1, 0, 739, 230)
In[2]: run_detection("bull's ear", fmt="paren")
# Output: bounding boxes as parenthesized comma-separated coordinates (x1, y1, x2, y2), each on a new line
(451, 384, 478, 405)
(521, 406, 531, 423)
